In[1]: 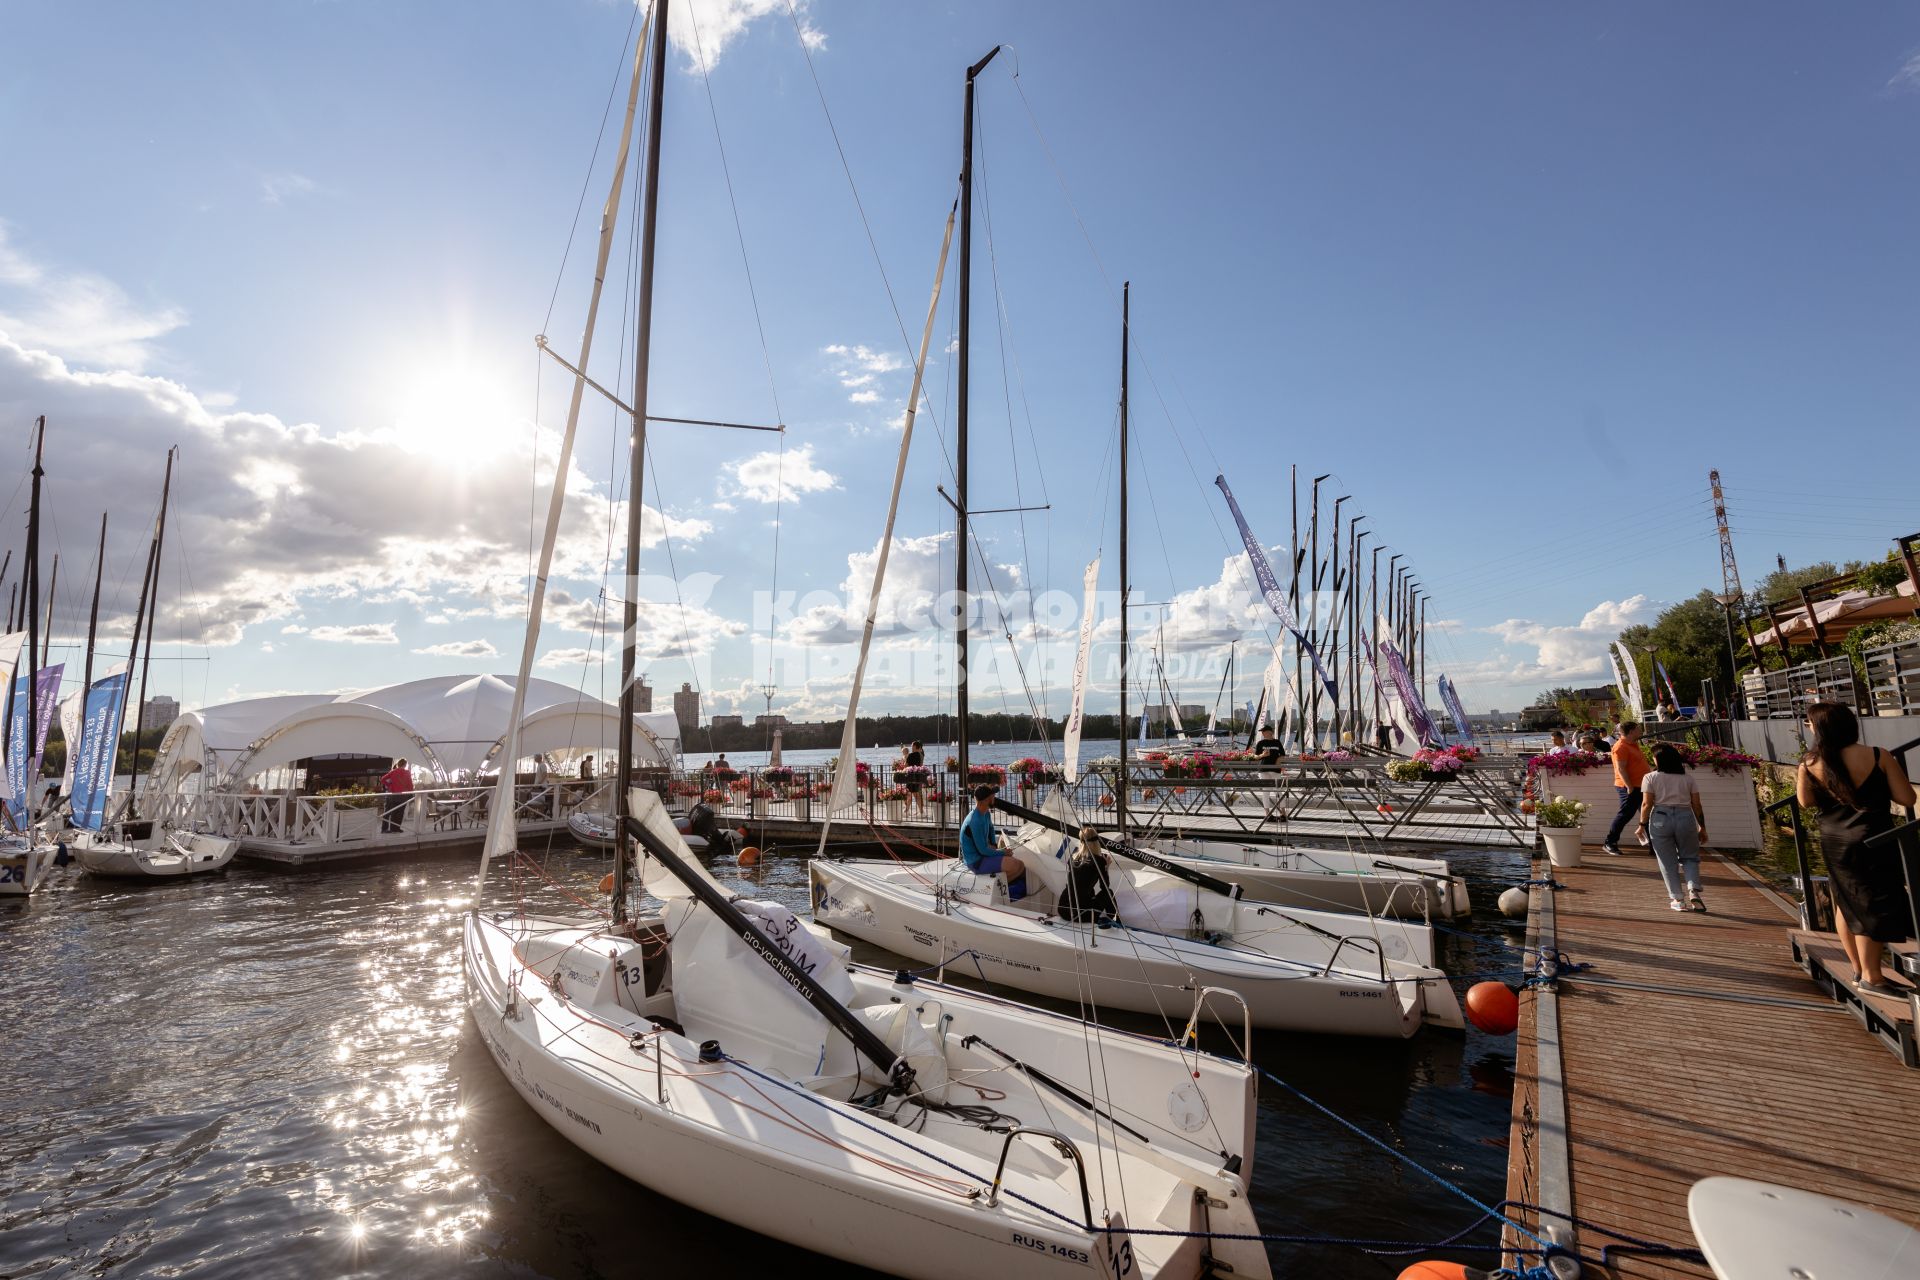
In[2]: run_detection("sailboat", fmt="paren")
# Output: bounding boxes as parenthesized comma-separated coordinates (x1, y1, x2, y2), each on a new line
(1, 417, 63, 897)
(72, 451, 237, 879)
(812, 275, 1461, 1037)
(462, 17, 1271, 1278)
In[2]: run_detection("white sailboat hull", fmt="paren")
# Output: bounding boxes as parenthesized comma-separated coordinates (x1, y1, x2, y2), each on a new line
(1143, 838, 1473, 919)
(72, 828, 238, 879)
(810, 860, 1462, 1039)
(0, 837, 55, 896)
(464, 910, 1271, 1280)
(567, 809, 707, 851)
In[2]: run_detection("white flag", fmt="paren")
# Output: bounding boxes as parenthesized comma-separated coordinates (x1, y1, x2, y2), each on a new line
(1062, 557, 1100, 783)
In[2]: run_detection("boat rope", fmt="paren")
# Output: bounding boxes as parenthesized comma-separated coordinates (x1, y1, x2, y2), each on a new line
(1256, 1064, 1556, 1254)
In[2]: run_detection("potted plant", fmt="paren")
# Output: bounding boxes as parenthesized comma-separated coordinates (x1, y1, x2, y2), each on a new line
(748, 783, 773, 819)
(878, 784, 910, 823)
(1536, 795, 1589, 868)
(1009, 757, 1047, 804)
(316, 785, 384, 841)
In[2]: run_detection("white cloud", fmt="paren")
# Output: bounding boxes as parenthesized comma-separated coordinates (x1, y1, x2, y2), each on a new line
(413, 638, 499, 658)
(1889, 49, 1920, 94)
(726, 442, 837, 504)
(784, 531, 952, 646)
(669, 0, 823, 72)
(307, 622, 399, 645)
(0, 225, 186, 371)
(538, 647, 604, 669)
(824, 342, 908, 407)
(1484, 595, 1660, 684)
(847, 389, 880, 405)
(260, 173, 317, 205)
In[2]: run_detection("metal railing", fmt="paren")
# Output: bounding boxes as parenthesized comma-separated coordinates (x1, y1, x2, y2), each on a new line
(1864, 636, 1920, 717)
(1741, 655, 1865, 720)
(141, 778, 613, 845)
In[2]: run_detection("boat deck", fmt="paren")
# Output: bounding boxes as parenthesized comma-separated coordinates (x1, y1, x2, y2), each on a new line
(1504, 844, 1920, 1277)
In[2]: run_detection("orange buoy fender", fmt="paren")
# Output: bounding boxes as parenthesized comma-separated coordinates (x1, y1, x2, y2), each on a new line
(1464, 981, 1520, 1035)
(598, 872, 615, 895)
(737, 845, 761, 867)
(1397, 1262, 1485, 1280)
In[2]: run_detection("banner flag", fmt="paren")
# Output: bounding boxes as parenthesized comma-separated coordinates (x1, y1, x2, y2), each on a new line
(6, 663, 64, 825)
(1362, 620, 1403, 744)
(1438, 674, 1473, 744)
(1610, 641, 1645, 713)
(1379, 640, 1435, 745)
(1137, 708, 1148, 744)
(1062, 558, 1100, 783)
(1214, 475, 1338, 700)
(70, 665, 129, 832)
(1655, 657, 1681, 711)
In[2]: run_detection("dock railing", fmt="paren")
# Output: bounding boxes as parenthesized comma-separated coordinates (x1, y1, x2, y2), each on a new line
(149, 778, 614, 845)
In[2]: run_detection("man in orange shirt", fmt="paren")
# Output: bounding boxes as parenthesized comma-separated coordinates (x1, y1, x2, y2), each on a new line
(1603, 721, 1649, 855)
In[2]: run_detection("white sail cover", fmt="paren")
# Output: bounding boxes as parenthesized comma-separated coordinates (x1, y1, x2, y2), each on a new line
(1062, 556, 1100, 783)
(628, 786, 730, 900)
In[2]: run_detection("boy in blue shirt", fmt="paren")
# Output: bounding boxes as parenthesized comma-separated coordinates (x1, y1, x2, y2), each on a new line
(959, 784, 1027, 901)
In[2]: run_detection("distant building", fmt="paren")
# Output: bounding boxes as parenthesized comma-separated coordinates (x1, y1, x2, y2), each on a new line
(753, 713, 788, 729)
(673, 682, 699, 733)
(633, 679, 652, 714)
(141, 695, 179, 730)
(710, 714, 744, 731)
(1145, 703, 1207, 730)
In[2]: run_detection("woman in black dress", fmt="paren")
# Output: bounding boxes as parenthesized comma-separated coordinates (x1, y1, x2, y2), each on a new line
(1796, 702, 1918, 997)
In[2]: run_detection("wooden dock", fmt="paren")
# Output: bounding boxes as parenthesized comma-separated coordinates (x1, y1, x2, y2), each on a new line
(1504, 844, 1920, 1277)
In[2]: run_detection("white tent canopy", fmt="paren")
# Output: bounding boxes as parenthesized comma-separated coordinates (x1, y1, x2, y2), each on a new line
(147, 674, 679, 794)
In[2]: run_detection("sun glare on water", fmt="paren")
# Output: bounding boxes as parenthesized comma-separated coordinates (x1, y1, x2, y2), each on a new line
(390, 366, 524, 465)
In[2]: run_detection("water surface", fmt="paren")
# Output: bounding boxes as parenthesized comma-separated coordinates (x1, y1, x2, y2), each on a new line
(0, 837, 1531, 1278)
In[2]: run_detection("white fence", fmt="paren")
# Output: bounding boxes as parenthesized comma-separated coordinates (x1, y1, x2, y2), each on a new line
(138, 778, 614, 845)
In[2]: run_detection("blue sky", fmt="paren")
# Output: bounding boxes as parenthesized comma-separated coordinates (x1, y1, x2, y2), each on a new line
(0, 1, 1915, 724)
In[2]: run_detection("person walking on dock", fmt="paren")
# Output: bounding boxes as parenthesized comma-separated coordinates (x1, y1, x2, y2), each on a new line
(1636, 744, 1706, 911)
(1602, 721, 1649, 855)
(1796, 702, 1918, 997)
(380, 758, 414, 834)
(903, 740, 927, 816)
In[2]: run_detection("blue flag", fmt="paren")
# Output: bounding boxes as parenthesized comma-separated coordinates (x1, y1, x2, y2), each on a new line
(1213, 475, 1338, 700)
(6, 663, 64, 825)
(70, 667, 129, 832)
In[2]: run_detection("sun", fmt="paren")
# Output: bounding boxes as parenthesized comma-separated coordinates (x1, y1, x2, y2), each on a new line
(390, 364, 525, 463)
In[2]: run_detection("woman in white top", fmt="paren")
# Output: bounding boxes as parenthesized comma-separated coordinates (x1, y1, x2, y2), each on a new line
(1635, 743, 1706, 911)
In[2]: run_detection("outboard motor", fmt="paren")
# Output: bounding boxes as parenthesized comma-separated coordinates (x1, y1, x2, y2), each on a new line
(686, 802, 740, 858)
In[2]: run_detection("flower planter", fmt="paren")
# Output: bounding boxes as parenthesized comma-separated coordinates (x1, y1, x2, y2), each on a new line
(750, 794, 767, 819)
(1539, 764, 1764, 851)
(886, 800, 907, 825)
(1541, 826, 1583, 868)
(1017, 783, 1036, 808)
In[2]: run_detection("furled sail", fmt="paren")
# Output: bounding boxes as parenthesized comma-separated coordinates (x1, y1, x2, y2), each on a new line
(478, 20, 651, 888)
(1061, 557, 1099, 783)
(816, 202, 957, 848)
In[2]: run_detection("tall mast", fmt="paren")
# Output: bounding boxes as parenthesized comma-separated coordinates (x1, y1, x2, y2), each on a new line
(40, 555, 57, 670)
(127, 447, 174, 813)
(953, 45, 999, 805)
(21, 417, 45, 824)
(613, 0, 672, 926)
(1117, 281, 1130, 837)
(1287, 466, 1299, 748)
(81, 514, 106, 713)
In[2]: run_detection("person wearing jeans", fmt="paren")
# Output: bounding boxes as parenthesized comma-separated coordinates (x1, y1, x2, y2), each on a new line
(1602, 721, 1649, 854)
(1636, 744, 1705, 911)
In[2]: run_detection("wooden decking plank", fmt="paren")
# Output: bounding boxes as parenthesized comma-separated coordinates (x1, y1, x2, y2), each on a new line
(1506, 840, 1920, 1280)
